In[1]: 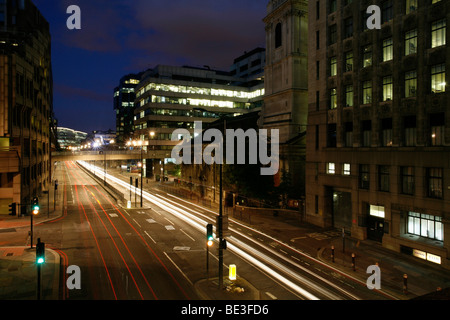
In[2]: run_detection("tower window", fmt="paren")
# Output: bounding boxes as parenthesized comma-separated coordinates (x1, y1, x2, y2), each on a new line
(275, 23, 282, 48)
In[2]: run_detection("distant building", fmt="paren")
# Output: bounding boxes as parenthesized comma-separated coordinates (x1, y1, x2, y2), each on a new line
(0, 0, 53, 214)
(83, 129, 116, 148)
(230, 47, 265, 80)
(57, 127, 87, 149)
(133, 62, 265, 151)
(114, 73, 143, 144)
(306, 0, 450, 268)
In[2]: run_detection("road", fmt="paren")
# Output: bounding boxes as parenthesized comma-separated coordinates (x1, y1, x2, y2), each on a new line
(78, 160, 398, 301)
(0, 160, 400, 300)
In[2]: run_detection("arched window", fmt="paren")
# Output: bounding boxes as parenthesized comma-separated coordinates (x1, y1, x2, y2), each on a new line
(275, 23, 282, 48)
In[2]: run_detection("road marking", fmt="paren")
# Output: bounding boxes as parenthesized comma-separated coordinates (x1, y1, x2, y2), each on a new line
(144, 231, 156, 244)
(180, 229, 195, 242)
(163, 252, 193, 286)
(280, 249, 288, 255)
(291, 255, 301, 262)
(173, 246, 191, 251)
(265, 292, 277, 300)
(109, 213, 118, 218)
(164, 217, 175, 225)
(133, 219, 141, 228)
(146, 219, 156, 224)
(165, 225, 175, 231)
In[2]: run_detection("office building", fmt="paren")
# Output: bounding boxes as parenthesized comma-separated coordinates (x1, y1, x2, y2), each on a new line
(306, 0, 450, 267)
(114, 73, 143, 144)
(0, 0, 53, 214)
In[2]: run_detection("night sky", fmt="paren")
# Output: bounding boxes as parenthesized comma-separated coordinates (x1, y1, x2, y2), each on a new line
(32, 0, 267, 134)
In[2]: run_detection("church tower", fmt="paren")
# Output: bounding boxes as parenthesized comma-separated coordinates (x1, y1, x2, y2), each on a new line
(262, 0, 308, 196)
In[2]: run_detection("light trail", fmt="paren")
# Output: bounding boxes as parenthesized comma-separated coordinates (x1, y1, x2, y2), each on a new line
(77, 161, 337, 300)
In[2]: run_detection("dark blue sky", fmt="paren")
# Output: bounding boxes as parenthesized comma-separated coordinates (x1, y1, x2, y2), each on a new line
(33, 0, 267, 133)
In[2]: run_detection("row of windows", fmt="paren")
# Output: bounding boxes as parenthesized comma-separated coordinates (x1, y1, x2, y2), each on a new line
(326, 163, 445, 199)
(324, 0, 442, 17)
(323, 113, 446, 148)
(136, 82, 264, 101)
(326, 63, 445, 109)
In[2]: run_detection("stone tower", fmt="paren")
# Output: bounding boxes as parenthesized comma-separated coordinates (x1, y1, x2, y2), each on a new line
(262, 0, 308, 196)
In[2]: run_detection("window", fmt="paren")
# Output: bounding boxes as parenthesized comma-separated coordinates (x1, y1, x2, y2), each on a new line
(316, 1, 320, 20)
(343, 163, 351, 175)
(383, 76, 393, 101)
(406, 0, 418, 14)
(378, 165, 390, 192)
(344, 122, 353, 147)
(327, 163, 336, 175)
(329, 24, 337, 44)
(316, 30, 320, 49)
(383, 38, 393, 62)
(405, 29, 417, 55)
(330, 88, 337, 109)
(431, 64, 446, 93)
(345, 52, 353, 72)
(427, 168, 443, 199)
(430, 113, 445, 146)
(359, 165, 370, 189)
(330, 57, 337, 76)
(382, 0, 393, 23)
(345, 85, 353, 107)
(381, 118, 393, 147)
(327, 124, 337, 147)
(329, 0, 337, 13)
(344, 18, 353, 38)
(401, 167, 415, 195)
(362, 81, 372, 104)
(404, 116, 417, 146)
(275, 23, 282, 48)
(408, 212, 443, 241)
(370, 205, 385, 218)
(363, 45, 372, 67)
(432, 19, 446, 48)
(405, 70, 417, 98)
(362, 120, 372, 147)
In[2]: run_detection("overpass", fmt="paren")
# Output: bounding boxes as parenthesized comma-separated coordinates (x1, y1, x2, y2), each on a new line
(51, 150, 173, 162)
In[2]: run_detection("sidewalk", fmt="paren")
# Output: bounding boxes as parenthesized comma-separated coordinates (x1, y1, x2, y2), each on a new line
(0, 182, 63, 300)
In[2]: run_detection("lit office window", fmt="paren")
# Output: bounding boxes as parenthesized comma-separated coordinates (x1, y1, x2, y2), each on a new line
(330, 88, 337, 109)
(345, 52, 353, 72)
(431, 64, 446, 93)
(405, 70, 417, 98)
(330, 57, 337, 76)
(327, 163, 336, 175)
(345, 85, 353, 107)
(363, 45, 372, 67)
(406, 0, 418, 14)
(405, 29, 417, 55)
(432, 19, 446, 48)
(383, 38, 393, 62)
(383, 76, 393, 101)
(408, 212, 443, 241)
(362, 81, 372, 104)
(343, 163, 351, 175)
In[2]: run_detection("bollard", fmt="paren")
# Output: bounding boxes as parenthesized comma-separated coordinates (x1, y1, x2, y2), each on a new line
(403, 274, 408, 294)
(331, 245, 335, 263)
(351, 253, 356, 271)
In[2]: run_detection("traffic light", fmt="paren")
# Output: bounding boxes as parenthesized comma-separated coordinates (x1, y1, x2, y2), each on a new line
(8, 203, 16, 216)
(206, 224, 214, 247)
(36, 239, 45, 264)
(32, 197, 40, 215)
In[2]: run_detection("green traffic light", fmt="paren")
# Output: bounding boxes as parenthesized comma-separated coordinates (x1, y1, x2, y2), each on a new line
(37, 257, 44, 264)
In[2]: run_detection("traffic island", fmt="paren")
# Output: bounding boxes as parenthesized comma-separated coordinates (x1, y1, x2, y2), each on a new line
(194, 277, 260, 300)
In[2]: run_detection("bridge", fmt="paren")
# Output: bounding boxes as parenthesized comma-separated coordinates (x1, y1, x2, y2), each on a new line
(51, 150, 173, 162)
